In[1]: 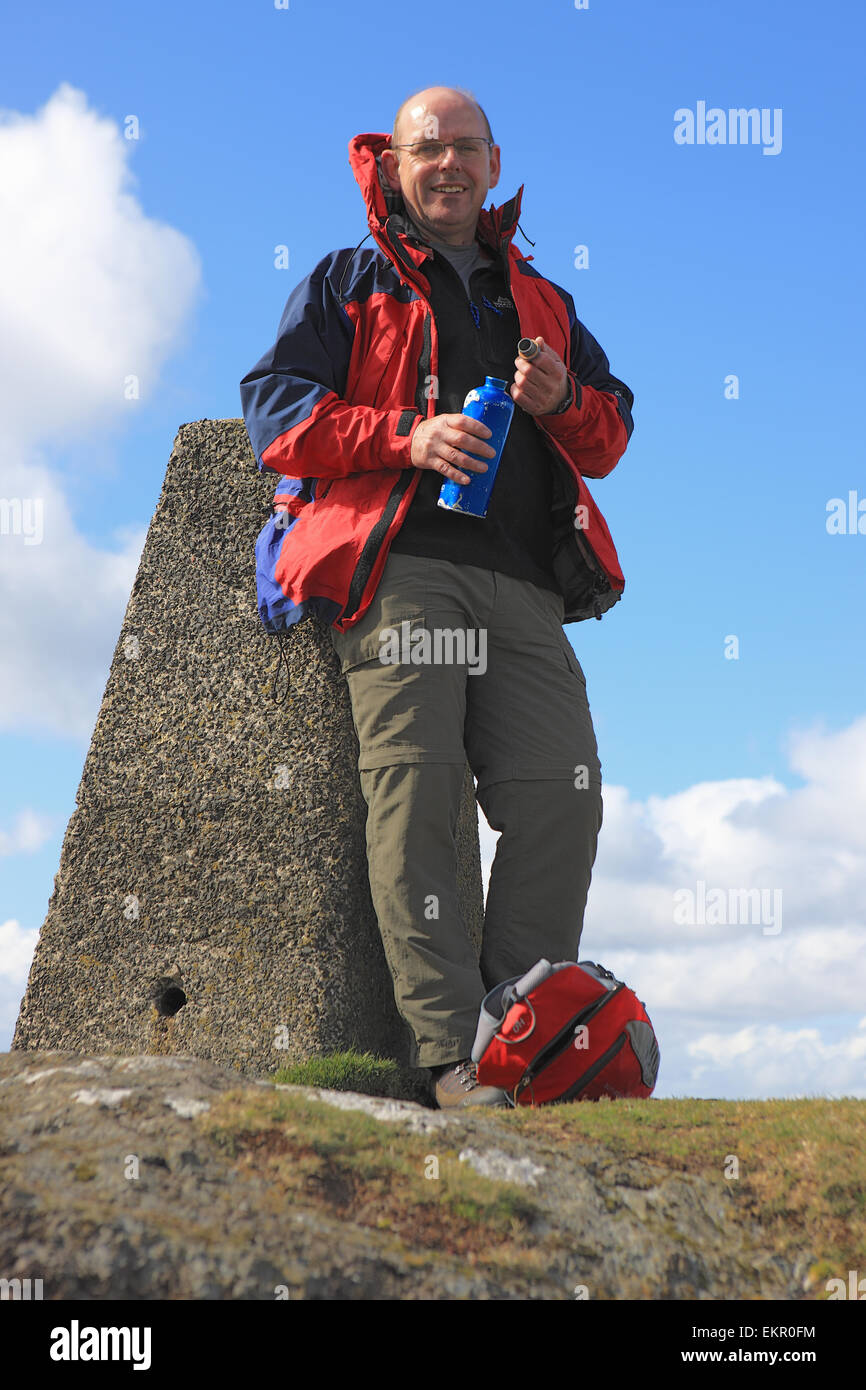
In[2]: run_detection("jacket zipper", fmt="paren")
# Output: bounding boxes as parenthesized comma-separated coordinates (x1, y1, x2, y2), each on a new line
(469, 262, 610, 616)
(342, 225, 435, 622)
(555, 1031, 628, 1103)
(500, 241, 612, 618)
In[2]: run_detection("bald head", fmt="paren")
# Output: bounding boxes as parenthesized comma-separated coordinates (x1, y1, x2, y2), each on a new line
(381, 85, 501, 247)
(391, 85, 493, 149)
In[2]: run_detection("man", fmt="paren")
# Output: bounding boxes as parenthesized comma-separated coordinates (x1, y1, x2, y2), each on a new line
(240, 86, 634, 1109)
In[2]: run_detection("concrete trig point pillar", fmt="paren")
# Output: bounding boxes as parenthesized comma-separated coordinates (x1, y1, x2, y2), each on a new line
(13, 420, 485, 1076)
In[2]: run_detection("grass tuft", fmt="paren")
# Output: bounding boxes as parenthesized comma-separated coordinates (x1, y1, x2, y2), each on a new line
(271, 1048, 432, 1106)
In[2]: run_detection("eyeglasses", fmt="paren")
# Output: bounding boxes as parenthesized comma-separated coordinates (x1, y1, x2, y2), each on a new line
(391, 138, 493, 161)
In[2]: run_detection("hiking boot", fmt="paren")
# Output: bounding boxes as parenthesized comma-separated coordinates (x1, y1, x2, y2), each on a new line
(432, 1058, 509, 1109)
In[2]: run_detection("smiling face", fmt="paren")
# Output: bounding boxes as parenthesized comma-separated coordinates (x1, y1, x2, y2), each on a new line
(381, 88, 500, 247)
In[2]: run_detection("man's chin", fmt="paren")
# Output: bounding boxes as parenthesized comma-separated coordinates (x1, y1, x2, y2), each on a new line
(417, 209, 478, 239)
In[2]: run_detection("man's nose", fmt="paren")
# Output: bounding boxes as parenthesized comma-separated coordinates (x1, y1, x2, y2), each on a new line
(437, 145, 463, 170)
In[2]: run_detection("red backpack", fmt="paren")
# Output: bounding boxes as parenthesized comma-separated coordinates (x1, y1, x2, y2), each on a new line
(471, 959, 659, 1107)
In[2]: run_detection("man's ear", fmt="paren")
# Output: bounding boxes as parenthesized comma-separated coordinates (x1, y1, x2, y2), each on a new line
(380, 150, 401, 192)
(486, 145, 501, 192)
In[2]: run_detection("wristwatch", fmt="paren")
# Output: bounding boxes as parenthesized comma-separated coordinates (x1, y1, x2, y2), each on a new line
(548, 374, 574, 415)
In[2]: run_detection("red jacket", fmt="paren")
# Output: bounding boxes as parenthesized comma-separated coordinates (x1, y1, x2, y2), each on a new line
(240, 131, 634, 634)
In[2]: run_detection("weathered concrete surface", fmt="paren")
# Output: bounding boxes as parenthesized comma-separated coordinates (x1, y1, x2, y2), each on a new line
(0, 1051, 816, 1300)
(12, 420, 485, 1075)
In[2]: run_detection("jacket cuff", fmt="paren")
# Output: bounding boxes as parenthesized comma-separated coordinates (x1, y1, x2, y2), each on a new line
(543, 371, 582, 419)
(380, 408, 424, 468)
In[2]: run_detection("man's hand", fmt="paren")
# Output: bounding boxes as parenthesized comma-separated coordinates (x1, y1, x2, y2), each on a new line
(410, 413, 496, 486)
(512, 336, 569, 415)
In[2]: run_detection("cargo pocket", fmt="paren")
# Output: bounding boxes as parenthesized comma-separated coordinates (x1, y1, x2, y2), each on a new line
(332, 599, 429, 676)
(335, 606, 463, 769)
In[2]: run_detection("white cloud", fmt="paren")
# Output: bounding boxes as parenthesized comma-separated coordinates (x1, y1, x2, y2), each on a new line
(0, 83, 201, 738)
(0, 808, 56, 856)
(0, 919, 40, 1049)
(592, 719, 866, 942)
(0, 918, 38, 980)
(604, 931, 865, 1017)
(0, 82, 201, 451)
(0, 449, 147, 738)
(683, 1018, 866, 1099)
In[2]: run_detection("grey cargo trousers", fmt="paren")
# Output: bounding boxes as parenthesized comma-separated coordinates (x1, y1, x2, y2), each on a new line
(330, 549, 603, 1070)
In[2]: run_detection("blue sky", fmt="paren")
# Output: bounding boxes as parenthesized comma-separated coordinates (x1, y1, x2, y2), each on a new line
(1, 0, 864, 1098)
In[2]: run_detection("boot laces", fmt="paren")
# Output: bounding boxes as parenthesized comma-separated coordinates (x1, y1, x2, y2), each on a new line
(456, 1060, 478, 1090)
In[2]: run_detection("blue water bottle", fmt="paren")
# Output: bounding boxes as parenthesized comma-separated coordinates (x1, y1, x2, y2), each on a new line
(437, 375, 515, 518)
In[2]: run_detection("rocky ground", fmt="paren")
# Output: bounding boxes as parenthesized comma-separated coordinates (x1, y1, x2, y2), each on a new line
(0, 1050, 817, 1300)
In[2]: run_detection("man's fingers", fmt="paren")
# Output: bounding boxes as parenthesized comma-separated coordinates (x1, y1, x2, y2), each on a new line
(413, 410, 498, 482)
(515, 350, 560, 382)
(453, 412, 494, 442)
(448, 421, 495, 457)
(449, 444, 489, 471)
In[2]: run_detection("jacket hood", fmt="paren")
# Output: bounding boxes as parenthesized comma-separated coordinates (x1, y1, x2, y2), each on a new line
(348, 131, 526, 261)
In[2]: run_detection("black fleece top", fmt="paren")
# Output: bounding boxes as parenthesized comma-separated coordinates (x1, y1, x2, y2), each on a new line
(387, 220, 562, 597)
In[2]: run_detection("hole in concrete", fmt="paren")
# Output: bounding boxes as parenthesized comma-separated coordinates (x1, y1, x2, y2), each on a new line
(151, 979, 187, 1017)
